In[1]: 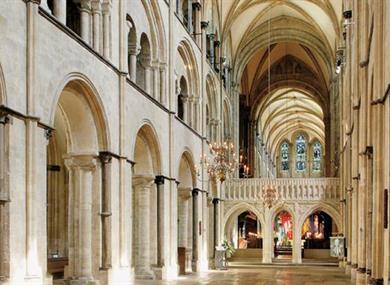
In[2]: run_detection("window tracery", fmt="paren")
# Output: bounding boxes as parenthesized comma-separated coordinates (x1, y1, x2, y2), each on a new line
(280, 142, 289, 171)
(295, 135, 306, 171)
(312, 142, 322, 172)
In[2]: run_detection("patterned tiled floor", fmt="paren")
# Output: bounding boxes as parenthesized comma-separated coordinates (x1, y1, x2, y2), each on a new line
(131, 266, 353, 285)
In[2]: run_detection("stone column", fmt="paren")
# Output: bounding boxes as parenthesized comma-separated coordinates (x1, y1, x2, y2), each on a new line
(132, 175, 154, 279)
(209, 33, 215, 66)
(128, 44, 137, 82)
(187, 0, 193, 34)
(181, 95, 189, 124)
(154, 176, 164, 267)
(194, 98, 199, 131)
(141, 56, 152, 95)
(292, 225, 302, 264)
(366, 148, 373, 278)
(99, 152, 112, 270)
(192, 189, 199, 272)
(262, 209, 273, 263)
(80, 0, 92, 44)
(152, 62, 160, 101)
(0, 113, 9, 280)
(159, 64, 167, 105)
(200, 191, 208, 271)
(188, 96, 194, 127)
(40, 0, 51, 13)
(91, 0, 101, 52)
(192, 1, 201, 45)
(102, 0, 111, 58)
(53, 0, 66, 24)
(178, 189, 190, 248)
(64, 154, 97, 284)
(212, 198, 220, 255)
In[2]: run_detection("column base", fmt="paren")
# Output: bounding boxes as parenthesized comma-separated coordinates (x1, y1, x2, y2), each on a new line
(356, 269, 367, 285)
(351, 267, 357, 280)
(135, 267, 155, 280)
(345, 263, 352, 276)
(199, 258, 209, 272)
(23, 275, 52, 285)
(368, 278, 383, 285)
(65, 278, 99, 285)
(151, 265, 163, 280)
(209, 258, 216, 269)
(108, 266, 132, 284)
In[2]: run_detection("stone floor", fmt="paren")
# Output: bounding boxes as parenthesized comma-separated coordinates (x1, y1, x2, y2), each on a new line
(131, 266, 352, 284)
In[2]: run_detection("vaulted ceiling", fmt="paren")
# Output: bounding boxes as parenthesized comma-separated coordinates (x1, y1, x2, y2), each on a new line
(206, 0, 343, 167)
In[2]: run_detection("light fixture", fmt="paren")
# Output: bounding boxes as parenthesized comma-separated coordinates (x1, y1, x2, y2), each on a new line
(239, 150, 249, 178)
(198, 141, 238, 182)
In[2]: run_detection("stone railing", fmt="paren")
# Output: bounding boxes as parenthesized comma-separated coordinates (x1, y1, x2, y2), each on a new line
(223, 178, 340, 202)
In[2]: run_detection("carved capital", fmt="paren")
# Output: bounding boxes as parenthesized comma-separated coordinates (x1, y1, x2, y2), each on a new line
(25, 0, 41, 4)
(154, 175, 165, 186)
(80, 0, 92, 11)
(45, 129, 53, 140)
(101, 0, 112, 14)
(99, 151, 113, 164)
(0, 112, 10, 125)
(91, 0, 102, 13)
(192, 188, 200, 197)
(132, 174, 155, 188)
(64, 153, 97, 171)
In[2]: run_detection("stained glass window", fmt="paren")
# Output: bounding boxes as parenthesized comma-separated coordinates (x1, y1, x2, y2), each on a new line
(313, 142, 322, 171)
(296, 135, 306, 171)
(281, 142, 289, 171)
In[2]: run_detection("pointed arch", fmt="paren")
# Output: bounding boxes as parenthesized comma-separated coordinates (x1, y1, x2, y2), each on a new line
(298, 203, 342, 233)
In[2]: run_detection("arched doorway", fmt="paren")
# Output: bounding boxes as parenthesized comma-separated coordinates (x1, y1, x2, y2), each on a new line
(46, 79, 108, 283)
(273, 210, 293, 261)
(301, 210, 339, 262)
(237, 211, 261, 249)
(223, 206, 263, 262)
(177, 151, 196, 275)
(132, 124, 161, 280)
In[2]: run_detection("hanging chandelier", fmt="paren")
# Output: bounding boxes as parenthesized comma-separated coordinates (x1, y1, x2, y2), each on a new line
(199, 141, 237, 182)
(262, 185, 279, 209)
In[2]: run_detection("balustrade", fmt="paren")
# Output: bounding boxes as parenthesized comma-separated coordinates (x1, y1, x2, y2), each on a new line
(223, 178, 340, 202)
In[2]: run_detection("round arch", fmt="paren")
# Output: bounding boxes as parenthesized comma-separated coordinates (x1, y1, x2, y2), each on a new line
(177, 40, 200, 97)
(177, 149, 197, 188)
(132, 122, 162, 175)
(49, 73, 110, 151)
(0, 63, 6, 105)
(142, 0, 167, 62)
(223, 202, 265, 250)
(205, 74, 218, 116)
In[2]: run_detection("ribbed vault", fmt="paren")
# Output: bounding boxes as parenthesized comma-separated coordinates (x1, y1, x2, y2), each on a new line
(217, 0, 343, 177)
(257, 88, 325, 162)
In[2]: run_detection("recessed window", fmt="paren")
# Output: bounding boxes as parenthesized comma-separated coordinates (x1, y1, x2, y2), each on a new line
(295, 135, 306, 171)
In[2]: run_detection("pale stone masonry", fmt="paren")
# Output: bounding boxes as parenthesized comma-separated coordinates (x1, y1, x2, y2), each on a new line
(0, 1, 389, 285)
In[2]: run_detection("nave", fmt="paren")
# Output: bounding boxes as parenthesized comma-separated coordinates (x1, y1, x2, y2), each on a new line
(131, 266, 351, 285)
